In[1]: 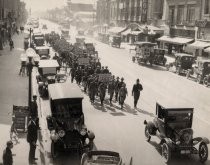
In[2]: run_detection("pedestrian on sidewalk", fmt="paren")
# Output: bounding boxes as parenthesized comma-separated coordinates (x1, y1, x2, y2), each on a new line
(27, 117, 38, 164)
(132, 79, 143, 109)
(9, 39, 14, 51)
(3, 141, 14, 165)
(10, 118, 19, 144)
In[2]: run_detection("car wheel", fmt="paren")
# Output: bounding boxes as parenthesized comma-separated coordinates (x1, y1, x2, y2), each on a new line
(144, 125, 151, 142)
(162, 143, 171, 163)
(203, 77, 208, 86)
(197, 75, 202, 84)
(199, 142, 208, 163)
(51, 141, 58, 159)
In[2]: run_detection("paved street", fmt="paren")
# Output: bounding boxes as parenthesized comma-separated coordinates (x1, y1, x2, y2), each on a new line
(33, 20, 210, 165)
(1, 19, 210, 165)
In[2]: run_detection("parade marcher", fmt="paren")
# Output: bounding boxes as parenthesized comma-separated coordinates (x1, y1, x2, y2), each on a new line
(108, 78, 115, 105)
(3, 141, 14, 165)
(27, 117, 38, 164)
(82, 72, 88, 93)
(89, 79, 97, 103)
(117, 77, 125, 103)
(75, 67, 82, 85)
(118, 84, 128, 109)
(132, 79, 143, 109)
(95, 66, 101, 74)
(103, 66, 109, 74)
(95, 59, 101, 69)
(70, 67, 76, 83)
(9, 39, 14, 51)
(98, 82, 107, 106)
(114, 77, 120, 102)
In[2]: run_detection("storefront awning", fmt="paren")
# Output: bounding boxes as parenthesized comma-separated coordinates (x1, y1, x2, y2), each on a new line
(108, 27, 125, 34)
(131, 30, 142, 35)
(121, 29, 131, 35)
(157, 36, 194, 45)
(185, 41, 210, 49)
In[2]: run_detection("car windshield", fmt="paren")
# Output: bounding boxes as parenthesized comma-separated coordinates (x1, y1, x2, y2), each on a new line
(167, 112, 192, 130)
(82, 155, 120, 165)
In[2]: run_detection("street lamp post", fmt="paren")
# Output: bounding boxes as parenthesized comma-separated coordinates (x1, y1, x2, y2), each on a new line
(26, 48, 36, 112)
(29, 28, 33, 48)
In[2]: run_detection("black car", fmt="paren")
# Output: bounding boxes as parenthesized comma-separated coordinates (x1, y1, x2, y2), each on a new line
(144, 103, 209, 163)
(166, 53, 195, 75)
(47, 83, 95, 159)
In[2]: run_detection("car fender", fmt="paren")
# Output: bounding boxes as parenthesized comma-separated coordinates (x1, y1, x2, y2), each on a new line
(87, 130, 95, 140)
(144, 121, 157, 136)
(160, 138, 174, 148)
(193, 137, 210, 144)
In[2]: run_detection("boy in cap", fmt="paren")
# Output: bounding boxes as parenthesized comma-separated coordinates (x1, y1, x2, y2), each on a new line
(3, 141, 14, 165)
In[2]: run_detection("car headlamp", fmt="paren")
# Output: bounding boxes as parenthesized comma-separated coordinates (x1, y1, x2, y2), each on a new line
(44, 81, 48, 86)
(50, 130, 59, 141)
(80, 128, 87, 136)
(58, 130, 65, 138)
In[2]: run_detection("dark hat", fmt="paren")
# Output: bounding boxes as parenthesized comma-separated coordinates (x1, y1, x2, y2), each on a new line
(7, 141, 13, 147)
(116, 77, 120, 79)
(137, 79, 140, 82)
(121, 77, 124, 80)
(105, 66, 108, 68)
(33, 95, 37, 98)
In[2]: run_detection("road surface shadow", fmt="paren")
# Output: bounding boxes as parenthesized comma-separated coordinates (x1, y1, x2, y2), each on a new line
(142, 64, 166, 71)
(136, 108, 154, 117)
(92, 102, 107, 112)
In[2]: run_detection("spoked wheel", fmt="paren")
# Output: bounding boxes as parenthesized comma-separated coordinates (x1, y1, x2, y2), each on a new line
(203, 77, 209, 86)
(197, 75, 202, 84)
(199, 142, 208, 163)
(162, 143, 171, 163)
(144, 126, 151, 142)
(51, 141, 58, 159)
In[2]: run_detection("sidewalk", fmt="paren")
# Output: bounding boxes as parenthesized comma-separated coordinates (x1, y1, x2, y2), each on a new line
(0, 33, 43, 164)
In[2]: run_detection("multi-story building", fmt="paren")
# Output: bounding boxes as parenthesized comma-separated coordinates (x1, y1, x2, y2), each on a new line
(157, 0, 203, 55)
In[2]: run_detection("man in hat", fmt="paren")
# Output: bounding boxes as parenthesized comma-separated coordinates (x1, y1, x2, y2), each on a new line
(98, 82, 107, 106)
(27, 117, 39, 163)
(119, 83, 128, 109)
(3, 141, 14, 165)
(103, 66, 109, 74)
(114, 77, 120, 102)
(132, 79, 143, 108)
(117, 78, 125, 103)
(108, 78, 115, 105)
(31, 95, 38, 118)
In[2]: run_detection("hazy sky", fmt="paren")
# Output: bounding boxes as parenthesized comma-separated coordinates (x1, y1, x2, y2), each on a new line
(22, 0, 67, 11)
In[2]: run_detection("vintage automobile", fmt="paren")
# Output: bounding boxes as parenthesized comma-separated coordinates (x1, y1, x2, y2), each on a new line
(42, 24, 47, 30)
(153, 48, 167, 66)
(32, 32, 45, 46)
(186, 58, 210, 84)
(35, 46, 50, 59)
(36, 60, 61, 97)
(61, 29, 70, 41)
(144, 102, 209, 163)
(46, 83, 95, 158)
(133, 42, 157, 66)
(84, 43, 98, 58)
(166, 53, 195, 75)
(81, 151, 122, 165)
(110, 35, 121, 48)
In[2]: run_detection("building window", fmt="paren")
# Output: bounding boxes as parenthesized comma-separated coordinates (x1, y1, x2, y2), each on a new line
(187, 5, 195, 23)
(177, 5, 184, 25)
(169, 6, 175, 25)
(204, 0, 210, 14)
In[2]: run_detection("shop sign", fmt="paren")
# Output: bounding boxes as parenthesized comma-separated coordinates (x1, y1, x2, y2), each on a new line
(141, 0, 148, 23)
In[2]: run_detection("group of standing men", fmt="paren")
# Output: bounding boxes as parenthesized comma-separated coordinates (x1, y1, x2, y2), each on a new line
(69, 58, 143, 109)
